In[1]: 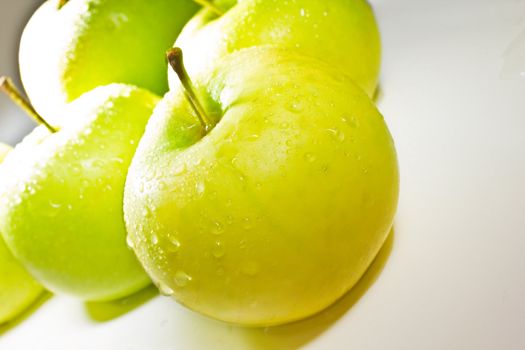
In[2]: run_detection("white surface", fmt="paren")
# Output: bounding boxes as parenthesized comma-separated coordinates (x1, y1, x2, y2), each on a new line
(1, 0, 525, 349)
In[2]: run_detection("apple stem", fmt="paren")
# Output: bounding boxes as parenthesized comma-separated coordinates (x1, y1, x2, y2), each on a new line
(57, 0, 68, 9)
(167, 48, 215, 133)
(192, 0, 224, 16)
(0, 77, 57, 133)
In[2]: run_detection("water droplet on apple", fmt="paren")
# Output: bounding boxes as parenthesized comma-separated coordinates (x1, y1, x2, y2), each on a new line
(174, 271, 192, 287)
(243, 217, 252, 230)
(212, 221, 223, 235)
(299, 8, 306, 16)
(230, 157, 240, 168)
(212, 240, 225, 258)
(173, 162, 186, 175)
(247, 134, 260, 141)
(47, 200, 62, 217)
(196, 182, 205, 195)
(109, 12, 129, 28)
(151, 233, 159, 245)
(327, 128, 345, 142)
(71, 166, 81, 175)
(342, 115, 359, 128)
(226, 215, 234, 225)
(288, 101, 303, 112)
(239, 239, 247, 249)
(92, 159, 105, 169)
(168, 237, 181, 253)
(304, 153, 316, 162)
(158, 283, 174, 296)
(323, 10, 329, 16)
(27, 185, 36, 195)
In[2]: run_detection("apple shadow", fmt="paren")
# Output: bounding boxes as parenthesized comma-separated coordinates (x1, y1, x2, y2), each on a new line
(240, 228, 395, 350)
(0, 291, 53, 336)
(84, 284, 159, 322)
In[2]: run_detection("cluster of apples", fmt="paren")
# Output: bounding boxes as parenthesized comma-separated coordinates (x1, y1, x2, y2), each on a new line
(0, 0, 398, 327)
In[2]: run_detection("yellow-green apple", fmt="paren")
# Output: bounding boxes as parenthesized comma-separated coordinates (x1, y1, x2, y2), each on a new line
(171, 0, 381, 97)
(125, 46, 398, 326)
(19, 0, 198, 121)
(0, 83, 158, 301)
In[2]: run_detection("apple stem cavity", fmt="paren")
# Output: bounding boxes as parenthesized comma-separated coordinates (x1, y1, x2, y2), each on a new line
(167, 48, 215, 134)
(0, 77, 57, 133)
(57, 0, 69, 9)
(192, 0, 224, 16)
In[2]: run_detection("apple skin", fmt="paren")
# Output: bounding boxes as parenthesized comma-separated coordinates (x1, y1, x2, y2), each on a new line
(19, 0, 198, 121)
(171, 0, 381, 97)
(125, 46, 398, 326)
(0, 84, 159, 301)
(0, 144, 44, 324)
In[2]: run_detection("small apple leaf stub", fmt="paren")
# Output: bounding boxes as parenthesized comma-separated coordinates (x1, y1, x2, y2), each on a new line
(0, 76, 57, 133)
(57, 0, 69, 10)
(192, 0, 224, 16)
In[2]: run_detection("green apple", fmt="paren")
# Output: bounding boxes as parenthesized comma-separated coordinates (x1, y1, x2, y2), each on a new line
(171, 0, 381, 97)
(19, 0, 199, 120)
(125, 46, 398, 326)
(0, 83, 159, 301)
(0, 143, 44, 324)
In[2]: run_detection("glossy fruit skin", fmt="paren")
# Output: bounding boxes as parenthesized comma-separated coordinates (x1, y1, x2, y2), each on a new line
(19, 0, 198, 121)
(125, 47, 398, 326)
(171, 0, 381, 97)
(0, 85, 159, 301)
(0, 144, 43, 324)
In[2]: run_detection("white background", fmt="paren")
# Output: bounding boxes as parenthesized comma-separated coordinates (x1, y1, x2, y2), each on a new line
(1, 0, 525, 349)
